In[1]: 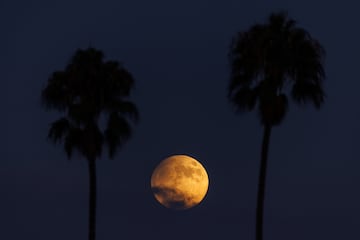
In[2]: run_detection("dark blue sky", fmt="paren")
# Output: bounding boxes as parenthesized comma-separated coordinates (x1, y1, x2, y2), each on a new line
(2, 0, 360, 239)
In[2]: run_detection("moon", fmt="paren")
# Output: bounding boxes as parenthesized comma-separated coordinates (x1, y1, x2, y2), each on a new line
(151, 155, 209, 210)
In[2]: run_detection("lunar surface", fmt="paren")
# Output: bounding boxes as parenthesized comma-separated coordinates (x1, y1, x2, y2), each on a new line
(151, 155, 209, 210)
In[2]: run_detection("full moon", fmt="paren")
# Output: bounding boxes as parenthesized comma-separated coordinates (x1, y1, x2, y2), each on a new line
(151, 155, 209, 210)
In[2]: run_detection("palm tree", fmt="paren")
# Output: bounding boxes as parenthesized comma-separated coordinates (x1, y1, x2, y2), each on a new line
(228, 12, 325, 240)
(41, 47, 138, 240)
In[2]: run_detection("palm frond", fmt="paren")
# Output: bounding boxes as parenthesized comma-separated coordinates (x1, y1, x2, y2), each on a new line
(104, 112, 132, 159)
(41, 71, 70, 111)
(101, 60, 135, 98)
(107, 100, 139, 122)
(228, 11, 325, 125)
(229, 25, 265, 89)
(43, 47, 138, 161)
(291, 82, 325, 109)
(64, 127, 82, 159)
(48, 118, 70, 143)
(229, 86, 258, 112)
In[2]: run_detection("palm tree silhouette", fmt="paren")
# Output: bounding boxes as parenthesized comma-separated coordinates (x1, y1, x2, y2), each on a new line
(228, 12, 325, 240)
(41, 48, 138, 240)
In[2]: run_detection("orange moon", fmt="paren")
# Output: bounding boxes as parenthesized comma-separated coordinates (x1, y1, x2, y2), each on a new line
(151, 155, 209, 210)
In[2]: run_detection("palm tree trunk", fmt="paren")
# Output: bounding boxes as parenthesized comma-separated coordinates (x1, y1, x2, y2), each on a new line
(88, 159, 97, 240)
(255, 124, 272, 240)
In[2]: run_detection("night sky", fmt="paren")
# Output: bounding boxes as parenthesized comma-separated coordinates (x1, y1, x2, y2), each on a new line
(2, 0, 360, 239)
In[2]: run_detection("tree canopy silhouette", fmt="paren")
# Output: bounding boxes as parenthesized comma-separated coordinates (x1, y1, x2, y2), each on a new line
(42, 47, 138, 240)
(228, 12, 325, 240)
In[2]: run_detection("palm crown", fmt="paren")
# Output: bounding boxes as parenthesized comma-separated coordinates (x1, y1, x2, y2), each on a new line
(42, 48, 138, 160)
(228, 12, 325, 126)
